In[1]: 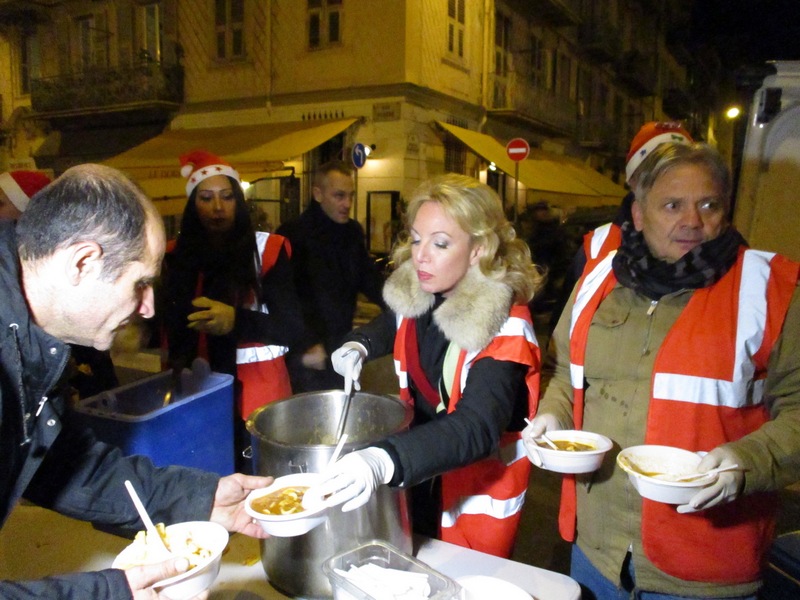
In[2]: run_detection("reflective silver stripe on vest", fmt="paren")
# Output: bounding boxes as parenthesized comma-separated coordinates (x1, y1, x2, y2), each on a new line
(569, 251, 615, 389)
(236, 345, 288, 364)
(652, 250, 774, 408)
(440, 439, 527, 527)
(440, 485, 527, 527)
(460, 315, 537, 391)
(589, 222, 613, 259)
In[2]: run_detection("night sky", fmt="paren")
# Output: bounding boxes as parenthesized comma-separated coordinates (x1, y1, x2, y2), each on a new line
(690, 0, 800, 71)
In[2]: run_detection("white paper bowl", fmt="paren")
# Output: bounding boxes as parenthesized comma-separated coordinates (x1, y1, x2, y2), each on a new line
(113, 520, 229, 600)
(457, 575, 531, 600)
(245, 473, 328, 537)
(617, 445, 717, 504)
(526, 429, 613, 474)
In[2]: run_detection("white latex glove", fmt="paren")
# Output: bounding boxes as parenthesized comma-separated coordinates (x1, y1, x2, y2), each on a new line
(522, 414, 564, 467)
(677, 447, 744, 514)
(331, 342, 367, 392)
(304, 447, 395, 512)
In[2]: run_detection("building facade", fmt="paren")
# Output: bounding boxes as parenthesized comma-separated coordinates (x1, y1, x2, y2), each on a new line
(0, 0, 702, 246)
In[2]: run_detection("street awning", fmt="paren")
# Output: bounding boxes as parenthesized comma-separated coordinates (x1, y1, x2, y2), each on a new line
(103, 118, 358, 207)
(529, 148, 627, 198)
(434, 121, 623, 208)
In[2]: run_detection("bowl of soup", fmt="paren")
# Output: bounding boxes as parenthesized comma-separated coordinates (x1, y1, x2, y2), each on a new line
(526, 429, 613, 474)
(245, 473, 328, 537)
(617, 445, 716, 504)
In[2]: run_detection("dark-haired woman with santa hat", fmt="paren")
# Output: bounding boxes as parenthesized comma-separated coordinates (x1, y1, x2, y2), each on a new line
(163, 150, 325, 471)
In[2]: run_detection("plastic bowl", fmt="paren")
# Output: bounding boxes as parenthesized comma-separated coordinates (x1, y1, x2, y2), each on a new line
(112, 520, 229, 600)
(617, 445, 717, 504)
(526, 429, 613, 474)
(457, 575, 531, 600)
(245, 473, 328, 537)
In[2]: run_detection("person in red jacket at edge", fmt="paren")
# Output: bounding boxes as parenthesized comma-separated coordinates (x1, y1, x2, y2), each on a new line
(523, 140, 800, 599)
(162, 150, 325, 472)
(303, 174, 544, 559)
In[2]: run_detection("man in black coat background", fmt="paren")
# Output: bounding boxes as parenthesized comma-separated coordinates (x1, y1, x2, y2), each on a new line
(277, 160, 386, 392)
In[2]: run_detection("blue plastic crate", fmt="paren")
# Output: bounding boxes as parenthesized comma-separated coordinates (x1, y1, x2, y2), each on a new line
(72, 364, 235, 476)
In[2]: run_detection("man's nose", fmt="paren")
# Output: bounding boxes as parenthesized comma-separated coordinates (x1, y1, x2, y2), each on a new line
(138, 286, 156, 319)
(683, 205, 703, 227)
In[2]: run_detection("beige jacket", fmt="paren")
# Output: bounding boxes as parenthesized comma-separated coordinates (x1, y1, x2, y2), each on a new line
(539, 282, 800, 597)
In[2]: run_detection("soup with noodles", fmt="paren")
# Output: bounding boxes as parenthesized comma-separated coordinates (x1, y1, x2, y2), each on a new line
(251, 486, 309, 515)
(538, 439, 596, 452)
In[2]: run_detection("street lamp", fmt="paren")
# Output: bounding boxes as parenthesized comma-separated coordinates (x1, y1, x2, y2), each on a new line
(725, 106, 741, 120)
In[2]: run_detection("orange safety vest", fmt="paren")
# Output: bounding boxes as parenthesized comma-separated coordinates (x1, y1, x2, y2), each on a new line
(563, 224, 800, 582)
(236, 231, 293, 419)
(394, 304, 540, 558)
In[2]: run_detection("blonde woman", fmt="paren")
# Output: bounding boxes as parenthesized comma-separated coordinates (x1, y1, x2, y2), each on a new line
(305, 174, 544, 557)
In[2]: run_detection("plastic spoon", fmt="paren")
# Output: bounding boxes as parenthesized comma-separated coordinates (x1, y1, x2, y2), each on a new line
(524, 417, 559, 450)
(124, 480, 172, 560)
(672, 464, 740, 482)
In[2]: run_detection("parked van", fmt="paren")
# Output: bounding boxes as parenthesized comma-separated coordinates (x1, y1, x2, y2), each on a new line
(734, 61, 800, 261)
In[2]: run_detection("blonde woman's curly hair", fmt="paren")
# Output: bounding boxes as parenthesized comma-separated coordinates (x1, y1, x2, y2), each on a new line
(390, 173, 543, 304)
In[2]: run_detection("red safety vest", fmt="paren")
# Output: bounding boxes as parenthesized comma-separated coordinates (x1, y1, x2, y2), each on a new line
(394, 304, 540, 558)
(563, 224, 800, 582)
(236, 231, 293, 419)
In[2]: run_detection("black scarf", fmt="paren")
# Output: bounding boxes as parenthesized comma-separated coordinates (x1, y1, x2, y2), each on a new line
(612, 220, 747, 300)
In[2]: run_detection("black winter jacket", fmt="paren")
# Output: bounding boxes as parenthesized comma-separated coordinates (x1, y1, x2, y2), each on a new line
(277, 201, 385, 353)
(0, 222, 219, 599)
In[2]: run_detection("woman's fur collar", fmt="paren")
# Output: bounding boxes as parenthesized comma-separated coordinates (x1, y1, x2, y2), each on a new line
(383, 260, 513, 351)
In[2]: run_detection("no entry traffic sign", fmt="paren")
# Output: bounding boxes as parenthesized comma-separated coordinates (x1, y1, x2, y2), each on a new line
(506, 137, 530, 162)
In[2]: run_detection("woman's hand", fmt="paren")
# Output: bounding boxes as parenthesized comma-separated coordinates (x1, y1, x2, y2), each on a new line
(188, 297, 235, 336)
(301, 343, 328, 370)
(209, 473, 275, 539)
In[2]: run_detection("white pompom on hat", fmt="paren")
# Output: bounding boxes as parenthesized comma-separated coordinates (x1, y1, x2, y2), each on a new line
(0, 170, 52, 212)
(625, 122, 693, 183)
(179, 149, 240, 197)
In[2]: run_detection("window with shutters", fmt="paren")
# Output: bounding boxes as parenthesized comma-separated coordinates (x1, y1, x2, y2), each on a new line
(74, 12, 109, 71)
(19, 30, 41, 95)
(215, 0, 245, 60)
(308, 0, 342, 50)
(141, 3, 161, 63)
(446, 0, 465, 60)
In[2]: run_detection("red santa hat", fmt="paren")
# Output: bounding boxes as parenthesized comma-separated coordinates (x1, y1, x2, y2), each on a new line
(0, 170, 52, 213)
(625, 122, 693, 183)
(179, 149, 240, 197)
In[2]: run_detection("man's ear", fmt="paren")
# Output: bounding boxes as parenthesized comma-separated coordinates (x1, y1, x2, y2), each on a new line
(64, 241, 103, 285)
(312, 185, 323, 203)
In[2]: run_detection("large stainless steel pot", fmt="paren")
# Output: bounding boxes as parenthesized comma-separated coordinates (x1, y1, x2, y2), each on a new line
(246, 390, 413, 598)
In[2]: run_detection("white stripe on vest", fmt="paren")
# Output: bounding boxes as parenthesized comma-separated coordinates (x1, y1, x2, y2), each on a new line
(236, 231, 289, 364)
(459, 315, 538, 392)
(571, 247, 775, 408)
(441, 487, 527, 527)
(569, 251, 615, 389)
(653, 249, 774, 408)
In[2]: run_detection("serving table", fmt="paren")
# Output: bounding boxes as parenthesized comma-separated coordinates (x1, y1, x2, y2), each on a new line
(0, 504, 580, 599)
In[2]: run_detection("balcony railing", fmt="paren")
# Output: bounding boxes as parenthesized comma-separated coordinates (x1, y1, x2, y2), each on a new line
(490, 73, 578, 136)
(577, 117, 625, 152)
(31, 62, 183, 114)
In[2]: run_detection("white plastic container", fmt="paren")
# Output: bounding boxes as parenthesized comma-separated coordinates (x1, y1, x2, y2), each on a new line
(323, 540, 461, 600)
